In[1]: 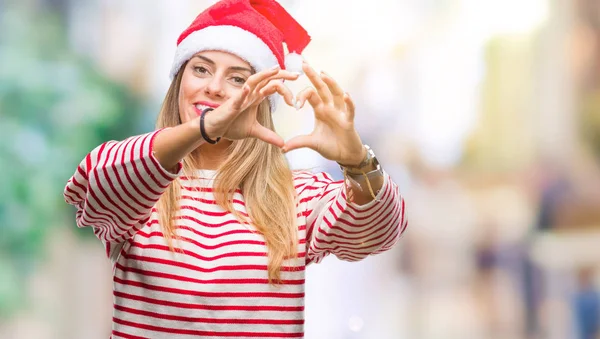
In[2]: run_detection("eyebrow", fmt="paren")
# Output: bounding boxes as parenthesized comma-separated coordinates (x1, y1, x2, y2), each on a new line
(193, 55, 253, 73)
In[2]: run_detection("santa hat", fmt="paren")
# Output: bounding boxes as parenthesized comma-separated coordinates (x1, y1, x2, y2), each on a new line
(170, 0, 311, 110)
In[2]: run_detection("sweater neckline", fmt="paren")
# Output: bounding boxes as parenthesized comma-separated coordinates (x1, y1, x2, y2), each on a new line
(194, 169, 217, 179)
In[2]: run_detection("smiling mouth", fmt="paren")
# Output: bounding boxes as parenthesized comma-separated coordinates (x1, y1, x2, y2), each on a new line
(194, 102, 219, 115)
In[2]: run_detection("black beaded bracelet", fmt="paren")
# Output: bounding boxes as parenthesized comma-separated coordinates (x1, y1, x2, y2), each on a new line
(199, 107, 221, 144)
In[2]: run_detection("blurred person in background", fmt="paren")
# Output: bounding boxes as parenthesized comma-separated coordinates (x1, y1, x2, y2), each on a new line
(573, 267, 600, 339)
(62, 0, 407, 338)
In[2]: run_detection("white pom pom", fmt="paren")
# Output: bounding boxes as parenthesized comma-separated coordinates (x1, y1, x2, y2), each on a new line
(285, 53, 304, 74)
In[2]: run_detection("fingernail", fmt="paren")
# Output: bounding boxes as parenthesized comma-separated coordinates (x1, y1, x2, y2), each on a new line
(294, 100, 301, 110)
(320, 70, 329, 77)
(270, 65, 280, 70)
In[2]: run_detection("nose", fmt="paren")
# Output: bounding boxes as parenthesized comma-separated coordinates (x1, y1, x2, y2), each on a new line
(204, 74, 225, 98)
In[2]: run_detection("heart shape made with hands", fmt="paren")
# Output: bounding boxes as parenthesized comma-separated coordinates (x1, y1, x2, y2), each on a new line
(268, 62, 366, 167)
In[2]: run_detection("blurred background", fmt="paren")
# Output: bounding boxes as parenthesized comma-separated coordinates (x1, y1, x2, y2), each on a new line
(1, 0, 600, 338)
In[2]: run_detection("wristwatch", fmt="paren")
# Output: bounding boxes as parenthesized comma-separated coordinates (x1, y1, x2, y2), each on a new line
(338, 145, 383, 177)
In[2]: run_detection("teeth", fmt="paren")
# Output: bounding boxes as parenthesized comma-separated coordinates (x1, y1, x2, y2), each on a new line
(195, 104, 210, 111)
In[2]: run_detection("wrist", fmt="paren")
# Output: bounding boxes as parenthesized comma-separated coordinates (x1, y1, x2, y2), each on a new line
(338, 146, 369, 169)
(199, 108, 222, 144)
(338, 145, 381, 175)
(185, 118, 207, 147)
(350, 147, 369, 168)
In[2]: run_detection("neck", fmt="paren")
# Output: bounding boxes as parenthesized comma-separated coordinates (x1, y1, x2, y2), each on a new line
(192, 140, 232, 170)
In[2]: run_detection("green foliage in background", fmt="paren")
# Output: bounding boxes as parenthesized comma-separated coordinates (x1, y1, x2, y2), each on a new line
(0, 5, 146, 317)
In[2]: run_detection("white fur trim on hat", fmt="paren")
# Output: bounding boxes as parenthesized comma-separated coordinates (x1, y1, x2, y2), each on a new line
(170, 25, 281, 111)
(284, 52, 303, 74)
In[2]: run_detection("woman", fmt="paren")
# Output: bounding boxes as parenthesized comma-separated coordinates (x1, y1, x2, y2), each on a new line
(64, 0, 407, 337)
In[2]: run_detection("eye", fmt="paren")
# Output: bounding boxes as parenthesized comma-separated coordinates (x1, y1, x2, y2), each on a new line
(230, 76, 246, 85)
(194, 66, 209, 74)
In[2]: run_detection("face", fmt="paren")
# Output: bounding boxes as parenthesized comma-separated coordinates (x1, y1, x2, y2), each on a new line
(178, 50, 253, 124)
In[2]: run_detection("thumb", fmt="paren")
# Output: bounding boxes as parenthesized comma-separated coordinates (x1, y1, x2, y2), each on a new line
(249, 123, 285, 148)
(282, 134, 316, 153)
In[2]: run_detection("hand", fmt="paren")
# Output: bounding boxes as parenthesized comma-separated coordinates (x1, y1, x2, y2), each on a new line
(204, 67, 298, 148)
(282, 62, 366, 166)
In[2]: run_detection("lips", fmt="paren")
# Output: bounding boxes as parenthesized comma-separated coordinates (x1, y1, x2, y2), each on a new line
(194, 101, 219, 115)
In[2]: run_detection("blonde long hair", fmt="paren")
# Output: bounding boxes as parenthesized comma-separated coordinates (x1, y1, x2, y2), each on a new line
(155, 64, 298, 284)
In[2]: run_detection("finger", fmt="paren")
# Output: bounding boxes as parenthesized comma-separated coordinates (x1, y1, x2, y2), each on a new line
(321, 71, 345, 108)
(270, 70, 301, 81)
(254, 70, 299, 94)
(249, 123, 285, 148)
(344, 92, 356, 121)
(282, 134, 317, 153)
(295, 86, 321, 111)
(244, 66, 281, 92)
(302, 62, 333, 104)
(260, 81, 294, 107)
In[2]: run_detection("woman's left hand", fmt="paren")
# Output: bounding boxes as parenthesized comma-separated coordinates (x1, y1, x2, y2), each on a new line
(282, 62, 366, 166)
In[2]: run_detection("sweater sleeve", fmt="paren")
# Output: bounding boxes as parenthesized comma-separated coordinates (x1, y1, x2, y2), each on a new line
(295, 171, 408, 265)
(63, 130, 182, 245)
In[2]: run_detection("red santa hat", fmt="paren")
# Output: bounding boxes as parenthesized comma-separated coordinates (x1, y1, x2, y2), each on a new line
(170, 0, 311, 110)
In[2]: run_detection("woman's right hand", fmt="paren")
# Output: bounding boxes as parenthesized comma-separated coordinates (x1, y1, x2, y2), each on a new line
(203, 67, 298, 147)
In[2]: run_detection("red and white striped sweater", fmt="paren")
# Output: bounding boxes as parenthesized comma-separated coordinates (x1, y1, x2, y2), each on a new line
(63, 130, 407, 339)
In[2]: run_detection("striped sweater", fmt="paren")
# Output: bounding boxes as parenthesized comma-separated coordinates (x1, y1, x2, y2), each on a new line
(63, 130, 407, 339)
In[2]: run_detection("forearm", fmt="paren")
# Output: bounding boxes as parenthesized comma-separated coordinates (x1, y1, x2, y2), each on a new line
(152, 118, 206, 171)
(64, 131, 182, 243)
(304, 170, 406, 264)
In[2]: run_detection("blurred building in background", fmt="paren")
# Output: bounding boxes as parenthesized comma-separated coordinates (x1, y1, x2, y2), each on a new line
(1, 0, 599, 338)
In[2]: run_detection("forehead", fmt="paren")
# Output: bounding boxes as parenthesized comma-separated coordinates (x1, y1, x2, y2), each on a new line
(193, 50, 251, 69)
